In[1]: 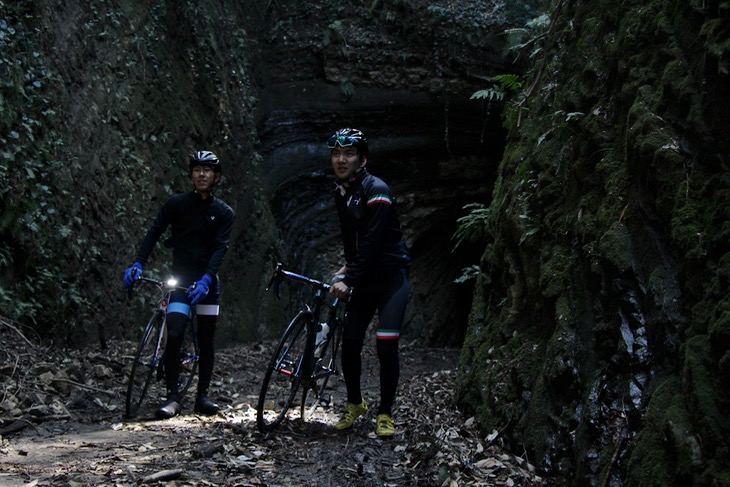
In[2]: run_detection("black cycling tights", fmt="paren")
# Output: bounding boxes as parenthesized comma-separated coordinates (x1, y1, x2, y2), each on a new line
(342, 338, 400, 415)
(341, 268, 409, 416)
(164, 312, 217, 397)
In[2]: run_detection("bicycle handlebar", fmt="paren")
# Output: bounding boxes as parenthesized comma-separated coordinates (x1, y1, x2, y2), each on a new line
(266, 263, 331, 300)
(126, 273, 189, 301)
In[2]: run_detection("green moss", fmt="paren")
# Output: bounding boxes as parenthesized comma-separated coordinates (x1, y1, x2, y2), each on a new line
(519, 372, 553, 465)
(627, 86, 682, 176)
(579, 153, 630, 242)
(539, 244, 574, 298)
(719, 350, 730, 386)
(684, 336, 730, 480)
(708, 305, 730, 353)
(627, 378, 688, 486)
(670, 183, 704, 259)
(597, 221, 633, 273)
(457, 0, 730, 484)
(701, 17, 730, 74)
(457, 260, 551, 436)
(683, 336, 723, 439)
(456, 271, 502, 413)
(675, 181, 730, 302)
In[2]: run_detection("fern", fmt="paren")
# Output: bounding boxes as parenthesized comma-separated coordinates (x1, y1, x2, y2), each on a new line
(471, 88, 504, 101)
(452, 203, 490, 250)
(470, 74, 523, 102)
(493, 74, 523, 92)
(340, 78, 355, 98)
(323, 20, 345, 47)
(453, 265, 481, 284)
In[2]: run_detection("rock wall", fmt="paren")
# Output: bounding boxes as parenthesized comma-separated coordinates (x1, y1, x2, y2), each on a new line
(250, 0, 538, 344)
(456, 0, 730, 484)
(1, 0, 537, 347)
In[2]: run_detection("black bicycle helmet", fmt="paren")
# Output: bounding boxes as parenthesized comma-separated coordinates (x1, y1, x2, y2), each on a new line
(189, 150, 221, 173)
(327, 128, 368, 157)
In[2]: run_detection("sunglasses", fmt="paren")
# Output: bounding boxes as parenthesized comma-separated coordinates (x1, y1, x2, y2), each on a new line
(327, 135, 360, 149)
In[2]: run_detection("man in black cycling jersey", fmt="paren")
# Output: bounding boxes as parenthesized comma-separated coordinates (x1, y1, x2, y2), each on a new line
(123, 150, 235, 419)
(327, 128, 412, 437)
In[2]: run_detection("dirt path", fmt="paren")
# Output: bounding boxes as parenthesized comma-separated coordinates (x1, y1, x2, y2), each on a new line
(0, 328, 545, 486)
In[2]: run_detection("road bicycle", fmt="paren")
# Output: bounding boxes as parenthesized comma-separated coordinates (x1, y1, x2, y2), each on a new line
(256, 263, 347, 433)
(124, 275, 199, 419)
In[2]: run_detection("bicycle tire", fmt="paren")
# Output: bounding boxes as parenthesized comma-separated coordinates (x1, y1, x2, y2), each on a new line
(125, 311, 165, 418)
(176, 318, 199, 400)
(257, 310, 312, 433)
(301, 318, 341, 420)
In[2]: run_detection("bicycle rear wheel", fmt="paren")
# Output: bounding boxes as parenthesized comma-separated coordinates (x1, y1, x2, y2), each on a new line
(257, 310, 312, 433)
(125, 311, 164, 419)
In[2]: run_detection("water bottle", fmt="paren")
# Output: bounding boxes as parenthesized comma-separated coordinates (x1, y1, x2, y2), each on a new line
(314, 322, 330, 358)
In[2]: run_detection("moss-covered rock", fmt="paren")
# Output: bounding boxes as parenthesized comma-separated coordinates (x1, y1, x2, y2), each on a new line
(457, 0, 730, 484)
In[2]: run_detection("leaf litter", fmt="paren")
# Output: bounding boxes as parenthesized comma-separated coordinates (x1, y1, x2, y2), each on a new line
(1, 318, 545, 486)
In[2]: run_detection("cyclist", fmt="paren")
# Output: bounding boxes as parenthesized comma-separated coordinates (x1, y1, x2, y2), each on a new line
(326, 128, 412, 437)
(123, 150, 235, 419)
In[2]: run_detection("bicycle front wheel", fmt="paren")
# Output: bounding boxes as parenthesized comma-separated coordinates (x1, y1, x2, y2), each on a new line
(256, 310, 312, 433)
(125, 311, 164, 419)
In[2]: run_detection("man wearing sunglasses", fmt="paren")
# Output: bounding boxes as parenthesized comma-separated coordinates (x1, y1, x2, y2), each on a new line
(327, 128, 412, 437)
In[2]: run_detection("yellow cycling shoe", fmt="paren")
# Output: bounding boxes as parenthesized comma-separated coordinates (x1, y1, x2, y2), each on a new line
(335, 400, 368, 430)
(375, 413, 395, 437)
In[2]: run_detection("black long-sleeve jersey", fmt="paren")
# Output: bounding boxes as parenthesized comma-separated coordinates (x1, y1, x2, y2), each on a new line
(135, 191, 235, 278)
(334, 168, 412, 289)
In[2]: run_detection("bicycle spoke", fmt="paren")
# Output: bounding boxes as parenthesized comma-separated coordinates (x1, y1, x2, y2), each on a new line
(301, 325, 339, 420)
(257, 311, 311, 433)
(125, 312, 164, 419)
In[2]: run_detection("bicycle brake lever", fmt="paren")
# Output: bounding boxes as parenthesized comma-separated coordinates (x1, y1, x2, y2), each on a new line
(265, 263, 283, 300)
(272, 278, 282, 300)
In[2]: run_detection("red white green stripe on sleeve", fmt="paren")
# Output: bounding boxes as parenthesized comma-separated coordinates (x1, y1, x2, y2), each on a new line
(377, 329, 400, 340)
(367, 194, 392, 206)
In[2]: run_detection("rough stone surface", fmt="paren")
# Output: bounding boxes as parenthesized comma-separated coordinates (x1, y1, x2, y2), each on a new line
(456, 0, 730, 485)
(0, 0, 536, 348)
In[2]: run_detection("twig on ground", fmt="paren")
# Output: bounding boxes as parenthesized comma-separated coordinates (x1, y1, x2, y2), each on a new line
(141, 469, 184, 483)
(52, 378, 115, 396)
(0, 316, 38, 349)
